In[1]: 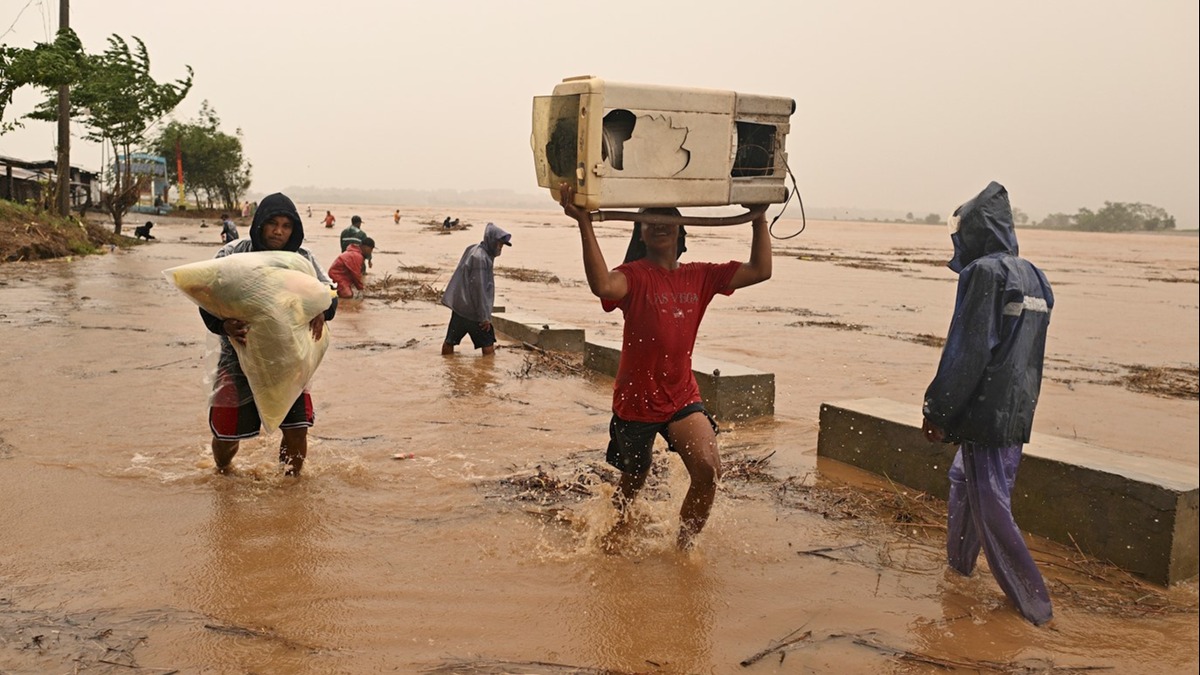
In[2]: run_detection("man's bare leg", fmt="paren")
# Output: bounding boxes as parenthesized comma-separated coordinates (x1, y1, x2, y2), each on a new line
(600, 470, 648, 553)
(212, 438, 239, 473)
(613, 470, 648, 517)
(279, 427, 309, 476)
(441, 342, 455, 355)
(667, 413, 721, 550)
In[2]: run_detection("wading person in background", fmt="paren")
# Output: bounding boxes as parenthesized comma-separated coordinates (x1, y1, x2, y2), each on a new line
(329, 236, 375, 299)
(200, 193, 338, 476)
(558, 183, 772, 551)
(219, 213, 239, 244)
(440, 222, 512, 356)
(921, 181, 1055, 625)
(340, 215, 373, 271)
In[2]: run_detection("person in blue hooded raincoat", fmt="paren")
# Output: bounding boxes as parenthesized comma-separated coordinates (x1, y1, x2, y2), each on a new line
(921, 181, 1055, 625)
(440, 222, 512, 356)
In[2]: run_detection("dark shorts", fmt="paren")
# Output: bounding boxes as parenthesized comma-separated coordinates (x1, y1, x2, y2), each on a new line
(444, 311, 496, 349)
(209, 349, 314, 440)
(606, 402, 718, 475)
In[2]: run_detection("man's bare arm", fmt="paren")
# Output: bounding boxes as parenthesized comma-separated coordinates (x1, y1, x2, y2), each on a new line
(727, 211, 772, 291)
(559, 183, 628, 300)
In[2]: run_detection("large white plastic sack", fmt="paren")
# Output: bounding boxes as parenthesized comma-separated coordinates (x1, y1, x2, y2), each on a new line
(164, 251, 335, 430)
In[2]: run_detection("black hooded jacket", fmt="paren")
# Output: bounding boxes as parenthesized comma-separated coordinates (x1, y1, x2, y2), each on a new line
(923, 182, 1054, 446)
(200, 192, 337, 334)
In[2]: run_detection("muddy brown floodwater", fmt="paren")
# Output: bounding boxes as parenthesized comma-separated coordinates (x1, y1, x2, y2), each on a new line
(1, 204, 1197, 674)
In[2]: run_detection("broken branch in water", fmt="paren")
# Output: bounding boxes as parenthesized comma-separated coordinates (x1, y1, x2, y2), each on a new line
(740, 627, 813, 667)
(797, 544, 862, 561)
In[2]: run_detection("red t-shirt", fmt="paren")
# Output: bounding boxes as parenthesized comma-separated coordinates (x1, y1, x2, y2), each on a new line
(601, 258, 742, 422)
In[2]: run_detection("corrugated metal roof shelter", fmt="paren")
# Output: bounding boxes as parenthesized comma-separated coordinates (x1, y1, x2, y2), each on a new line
(1, 154, 99, 210)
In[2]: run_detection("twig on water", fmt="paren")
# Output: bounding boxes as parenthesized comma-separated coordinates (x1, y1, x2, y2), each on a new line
(740, 626, 813, 667)
(797, 544, 862, 561)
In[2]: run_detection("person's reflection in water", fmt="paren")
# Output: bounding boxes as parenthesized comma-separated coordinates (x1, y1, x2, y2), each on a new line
(442, 352, 499, 399)
(574, 553, 717, 672)
(907, 573, 1036, 667)
(188, 478, 336, 668)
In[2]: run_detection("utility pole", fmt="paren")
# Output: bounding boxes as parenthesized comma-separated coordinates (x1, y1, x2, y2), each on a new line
(55, 0, 71, 217)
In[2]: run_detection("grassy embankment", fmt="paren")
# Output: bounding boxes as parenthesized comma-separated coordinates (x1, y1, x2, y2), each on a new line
(0, 200, 131, 263)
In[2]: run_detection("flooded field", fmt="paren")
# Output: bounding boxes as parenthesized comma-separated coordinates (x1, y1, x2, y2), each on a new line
(1, 204, 1196, 673)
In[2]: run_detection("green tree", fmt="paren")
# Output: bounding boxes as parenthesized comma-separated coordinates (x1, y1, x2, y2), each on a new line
(1074, 202, 1176, 232)
(0, 29, 86, 134)
(922, 212, 941, 225)
(1037, 212, 1074, 229)
(1012, 207, 1030, 226)
(151, 101, 251, 211)
(26, 35, 192, 233)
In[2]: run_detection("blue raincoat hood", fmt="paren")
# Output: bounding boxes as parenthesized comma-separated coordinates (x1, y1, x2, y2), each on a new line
(949, 181, 1019, 273)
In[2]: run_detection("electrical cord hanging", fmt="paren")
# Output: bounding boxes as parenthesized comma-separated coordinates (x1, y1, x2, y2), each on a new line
(769, 159, 806, 240)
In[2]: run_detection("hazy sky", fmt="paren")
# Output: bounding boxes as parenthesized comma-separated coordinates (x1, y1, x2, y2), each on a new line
(3, 1, 1198, 226)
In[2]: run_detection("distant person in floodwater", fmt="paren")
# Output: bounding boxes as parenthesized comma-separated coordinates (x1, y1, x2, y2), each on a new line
(921, 181, 1055, 626)
(443, 216, 452, 229)
(394, 209, 401, 224)
(440, 222, 512, 356)
(199, 192, 338, 476)
(323, 210, 336, 229)
(340, 215, 373, 271)
(329, 236, 375, 299)
(134, 221, 156, 241)
(557, 183, 772, 551)
(220, 214, 239, 244)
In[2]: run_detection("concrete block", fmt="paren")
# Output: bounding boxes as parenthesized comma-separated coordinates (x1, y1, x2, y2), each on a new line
(584, 340, 774, 421)
(492, 311, 585, 352)
(817, 397, 1199, 585)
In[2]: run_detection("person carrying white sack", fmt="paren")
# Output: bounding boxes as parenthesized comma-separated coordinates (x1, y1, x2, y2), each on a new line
(198, 192, 338, 476)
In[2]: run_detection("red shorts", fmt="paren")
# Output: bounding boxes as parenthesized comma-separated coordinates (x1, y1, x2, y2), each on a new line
(210, 392, 313, 440)
(208, 351, 314, 439)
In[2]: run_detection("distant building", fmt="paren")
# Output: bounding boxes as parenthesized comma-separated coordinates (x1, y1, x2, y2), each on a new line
(1, 154, 98, 210)
(116, 153, 171, 214)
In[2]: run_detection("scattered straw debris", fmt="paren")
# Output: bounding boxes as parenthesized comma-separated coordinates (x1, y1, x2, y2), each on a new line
(493, 463, 612, 506)
(1148, 275, 1198, 284)
(366, 272, 443, 303)
(894, 332, 946, 348)
(514, 343, 584, 379)
(788, 320, 867, 332)
(722, 450, 779, 483)
(423, 659, 638, 674)
(786, 247, 919, 273)
(397, 263, 439, 275)
(340, 338, 420, 351)
(1119, 364, 1199, 400)
(744, 306, 831, 318)
(498, 267, 561, 284)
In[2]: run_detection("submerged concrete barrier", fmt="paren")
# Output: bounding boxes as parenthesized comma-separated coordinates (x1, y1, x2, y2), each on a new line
(817, 397, 1199, 585)
(492, 311, 585, 352)
(584, 340, 775, 421)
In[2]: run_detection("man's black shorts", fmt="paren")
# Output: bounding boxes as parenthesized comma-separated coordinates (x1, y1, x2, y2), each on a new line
(444, 311, 496, 349)
(606, 402, 718, 474)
